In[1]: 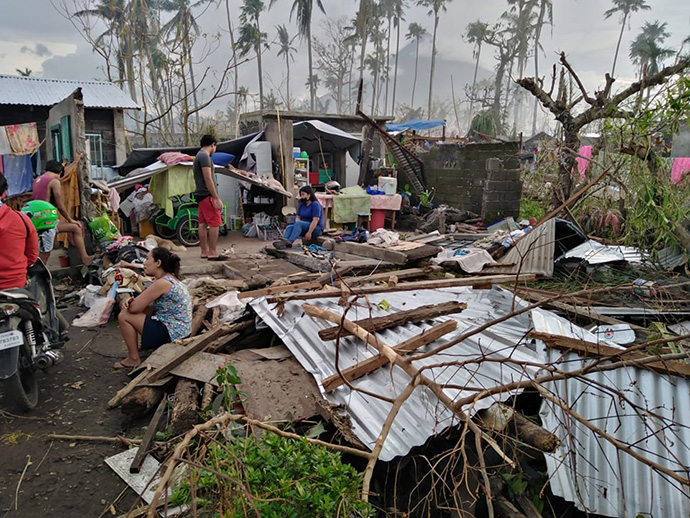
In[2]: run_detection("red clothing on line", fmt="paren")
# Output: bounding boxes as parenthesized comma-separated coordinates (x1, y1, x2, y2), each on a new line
(0, 204, 38, 289)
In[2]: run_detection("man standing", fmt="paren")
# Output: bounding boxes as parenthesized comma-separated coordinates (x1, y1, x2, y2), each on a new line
(193, 135, 227, 260)
(32, 159, 94, 265)
(0, 175, 38, 289)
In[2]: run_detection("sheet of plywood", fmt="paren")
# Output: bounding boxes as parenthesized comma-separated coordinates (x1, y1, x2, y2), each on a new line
(229, 349, 322, 422)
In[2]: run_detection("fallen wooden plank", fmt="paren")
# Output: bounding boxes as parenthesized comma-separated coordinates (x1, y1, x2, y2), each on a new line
(335, 266, 443, 287)
(322, 320, 458, 392)
(318, 301, 467, 341)
(130, 396, 167, 473)
(269, 274, 537, 303)
(334, 241, 441, 265)
(529, 331, 690, 378)
(148, 326, 230, 383)
(238, 280, 322, 299)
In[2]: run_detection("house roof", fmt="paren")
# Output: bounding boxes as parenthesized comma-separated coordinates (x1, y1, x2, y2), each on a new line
(0, 75, 139, 110)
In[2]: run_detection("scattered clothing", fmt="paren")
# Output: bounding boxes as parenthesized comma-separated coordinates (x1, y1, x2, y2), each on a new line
(432, 247, 496, 273)
(157, 152, 193, 166)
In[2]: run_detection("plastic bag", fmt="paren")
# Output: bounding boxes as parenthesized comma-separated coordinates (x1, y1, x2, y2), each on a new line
(88, 213, 122, 243)
(72, 296, 115, 327)
(206, 291, 246, 323)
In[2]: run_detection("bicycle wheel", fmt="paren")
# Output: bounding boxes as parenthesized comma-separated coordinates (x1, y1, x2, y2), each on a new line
(177, 216, 200, 247)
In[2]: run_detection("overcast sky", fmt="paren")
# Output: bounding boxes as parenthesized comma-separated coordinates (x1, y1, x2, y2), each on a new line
(0, 0, 688, 113)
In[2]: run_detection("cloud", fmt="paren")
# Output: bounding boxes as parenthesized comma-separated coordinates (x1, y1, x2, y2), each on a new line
(20, 43, 53, 57)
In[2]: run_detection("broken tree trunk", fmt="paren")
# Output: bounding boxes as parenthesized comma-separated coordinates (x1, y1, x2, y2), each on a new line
(170, 379, 200, 435)
(121, 386, 166, 417)
(318, 301, 466, 341)
(191, 306, 210, 336)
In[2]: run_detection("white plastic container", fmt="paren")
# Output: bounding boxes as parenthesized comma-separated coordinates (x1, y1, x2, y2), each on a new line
(378, 176, 397, 195)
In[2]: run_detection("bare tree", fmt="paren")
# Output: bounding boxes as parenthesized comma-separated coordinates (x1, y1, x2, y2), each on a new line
(517, 52, 690, 206)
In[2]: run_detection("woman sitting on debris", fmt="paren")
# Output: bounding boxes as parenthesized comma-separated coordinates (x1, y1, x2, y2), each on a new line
(114, 247, 192, 369)
(273, 185, 324, 249)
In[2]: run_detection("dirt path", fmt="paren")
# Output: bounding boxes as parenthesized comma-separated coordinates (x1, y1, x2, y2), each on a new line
(0, 306, 150, 517)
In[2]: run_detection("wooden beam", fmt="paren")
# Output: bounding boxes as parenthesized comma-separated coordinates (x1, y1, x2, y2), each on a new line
(148, 326, 230, 383)
(238, 280, 322, 299)
(529, 331, 690, 378)
(318, 301, 467, 341)
(322, 320, 458, 392)
(336, 266, 443, 287)
(269, 274, 537, 303)
(129, 395, 167, 473)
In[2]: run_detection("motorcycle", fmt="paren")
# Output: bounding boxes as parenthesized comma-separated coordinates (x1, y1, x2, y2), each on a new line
(0, 260, 67, 411)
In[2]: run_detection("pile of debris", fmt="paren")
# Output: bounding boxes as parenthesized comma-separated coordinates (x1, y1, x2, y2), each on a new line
(75, 211, 690, 517)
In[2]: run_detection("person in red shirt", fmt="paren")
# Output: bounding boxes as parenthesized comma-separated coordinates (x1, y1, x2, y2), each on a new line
(0, 174, 39, 289)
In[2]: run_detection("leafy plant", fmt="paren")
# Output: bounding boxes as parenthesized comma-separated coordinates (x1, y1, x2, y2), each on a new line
(519, 199, 546, 221)
(212, 364, 246, 415)
(170, 431, 374, 517)
(468, 110, 498, 137)
(418, 188, 436, 208)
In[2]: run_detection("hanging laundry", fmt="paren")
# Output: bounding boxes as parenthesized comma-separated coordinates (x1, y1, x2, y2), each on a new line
(4, 123, 40, 155)
(0, 127, 11, 155)
(2, 154, 34, 195)
(575, 145, 593, 181)
(671, 157, 690, 184)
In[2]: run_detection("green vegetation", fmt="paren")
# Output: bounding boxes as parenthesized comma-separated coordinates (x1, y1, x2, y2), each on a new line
(170, 431, 374, 517)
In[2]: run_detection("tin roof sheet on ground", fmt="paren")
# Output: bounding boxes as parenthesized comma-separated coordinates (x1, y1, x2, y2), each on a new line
(483, 219, 556, 277)
(252, 286, 541, 461)
(0, 75, 139, 109)
(533, 309, 690, 518)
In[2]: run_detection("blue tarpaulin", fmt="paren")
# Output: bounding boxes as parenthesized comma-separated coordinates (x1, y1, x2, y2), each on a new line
(386, 119, 446, 132)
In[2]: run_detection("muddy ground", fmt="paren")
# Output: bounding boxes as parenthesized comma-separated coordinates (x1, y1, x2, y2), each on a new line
(0, 305, 149, 517)
(0, 234, 296, 517)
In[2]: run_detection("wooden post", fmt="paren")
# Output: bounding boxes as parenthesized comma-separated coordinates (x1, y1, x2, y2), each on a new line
(130, 396, 168, 473)
(71, 88, 98, 220)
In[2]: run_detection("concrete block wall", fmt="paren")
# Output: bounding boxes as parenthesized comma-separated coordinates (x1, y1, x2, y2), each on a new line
(422, 141, 522, 224)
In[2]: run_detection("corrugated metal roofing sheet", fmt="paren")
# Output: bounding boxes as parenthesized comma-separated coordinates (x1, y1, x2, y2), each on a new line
(533, 309, 690, 517)
(0, 74, 139, 109)
(483, 219, 556, 277)
(252, 286, 541, 461)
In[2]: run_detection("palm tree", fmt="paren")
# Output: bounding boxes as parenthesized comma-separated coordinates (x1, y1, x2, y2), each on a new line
(465, 20, 490, 123)
(406, 22, 427, 108)
(225, 0, 241, 137)
(290, 0, 326, 112)
(390, 0, 407, 118)
(161, 0, 215, 134)
(416, 0, 453, 118)
(74, 0, 129, 90)
(276, 24, 297, 110)
(604, 0, 651, 78)
(629, 21, 674, 78)
(239, 0, 269, 110)
(16, 67, 32, 77)
(531, 0, 553, 134)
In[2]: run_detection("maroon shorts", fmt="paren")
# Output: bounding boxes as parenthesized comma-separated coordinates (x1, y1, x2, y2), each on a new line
(198, 196, 222, 226)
